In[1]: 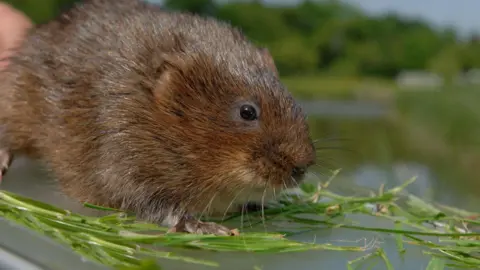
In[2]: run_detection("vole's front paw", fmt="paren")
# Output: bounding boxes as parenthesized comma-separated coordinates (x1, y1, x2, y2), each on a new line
(169, 217, 235, 236)
(0, 149, 12, 183)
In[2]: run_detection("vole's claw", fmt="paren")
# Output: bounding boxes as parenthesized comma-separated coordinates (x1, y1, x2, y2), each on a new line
(169, 218, 235, 236)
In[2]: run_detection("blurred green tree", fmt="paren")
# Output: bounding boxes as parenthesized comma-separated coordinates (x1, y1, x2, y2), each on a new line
(3, 0, 78, 24)
(268, 35, 319, 75)
(5, 0, 477, 78)
(216, 2, 292, 45)
(163, 0, 217, 16)
(428, 45, 462, 84)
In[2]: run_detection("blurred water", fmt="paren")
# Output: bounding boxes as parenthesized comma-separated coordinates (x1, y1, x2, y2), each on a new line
(300, 100, 389, 118)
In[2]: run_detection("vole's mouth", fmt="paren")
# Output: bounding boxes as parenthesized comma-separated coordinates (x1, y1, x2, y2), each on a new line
(235, 202, 268, 213)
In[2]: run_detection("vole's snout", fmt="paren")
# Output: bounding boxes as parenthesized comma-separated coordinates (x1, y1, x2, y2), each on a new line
(291, 166, 307, 182)
(290, 142, 316, 184)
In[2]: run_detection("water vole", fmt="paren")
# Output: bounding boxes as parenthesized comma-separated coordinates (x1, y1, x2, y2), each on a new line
(0, 0, 316, 235)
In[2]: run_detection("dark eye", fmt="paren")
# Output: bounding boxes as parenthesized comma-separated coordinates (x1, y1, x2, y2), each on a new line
(240, 104, 258, 121)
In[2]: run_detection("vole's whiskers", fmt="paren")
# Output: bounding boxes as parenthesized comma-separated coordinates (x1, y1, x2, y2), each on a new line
(197, 191, 217, 222)
(291, 176, 301, 190)
(260, 184, 268, 231)
(312, 136, 351, 145)
(315, 146, 356, 154)
(239, 199, 247, 231)
(314, 136, 356, 155)
(221, 186, 246, 222)
(282, 178, 288, 190)
(314, 158, 338, 173)
(309, 170, 322, 181)
(244, 192, 257, 231)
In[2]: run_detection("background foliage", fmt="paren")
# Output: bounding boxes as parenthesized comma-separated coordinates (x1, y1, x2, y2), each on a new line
(6, 0, 479, 79)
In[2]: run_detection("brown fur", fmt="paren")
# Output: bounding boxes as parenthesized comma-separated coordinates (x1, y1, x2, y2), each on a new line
(0, 0, 315, 233)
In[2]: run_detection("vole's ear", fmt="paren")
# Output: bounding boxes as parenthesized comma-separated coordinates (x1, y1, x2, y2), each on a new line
(147, 32, 186, 71)
(146, 33, 191, 98)
(259, 47, 278, 76)
(160, 54, 189, 76)
(150, 53, 188, 97)
(151, 34, 189, 79)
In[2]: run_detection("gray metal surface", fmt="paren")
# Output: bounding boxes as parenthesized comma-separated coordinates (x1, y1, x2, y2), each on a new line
(0, 218, 109, 270)
(0, 248, 42, 270)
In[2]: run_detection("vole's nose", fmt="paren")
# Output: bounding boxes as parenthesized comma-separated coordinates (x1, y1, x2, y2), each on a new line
(291, 166, 307, 181)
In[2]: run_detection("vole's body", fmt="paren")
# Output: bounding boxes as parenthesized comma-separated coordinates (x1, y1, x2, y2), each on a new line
(0, 0, 315, 234)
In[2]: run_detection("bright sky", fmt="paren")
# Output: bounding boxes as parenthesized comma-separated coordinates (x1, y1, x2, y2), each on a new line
(344, 0, 480, 35)
(264, 0, 480, 35)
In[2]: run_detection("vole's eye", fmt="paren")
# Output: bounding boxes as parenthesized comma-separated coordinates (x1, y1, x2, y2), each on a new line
(240, 104, 258, 121)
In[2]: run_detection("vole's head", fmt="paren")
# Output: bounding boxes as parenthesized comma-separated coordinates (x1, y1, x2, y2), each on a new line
(144, 40, 316, 211)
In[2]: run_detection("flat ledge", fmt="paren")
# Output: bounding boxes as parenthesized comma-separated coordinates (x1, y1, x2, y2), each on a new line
(0, 218, 109, 270)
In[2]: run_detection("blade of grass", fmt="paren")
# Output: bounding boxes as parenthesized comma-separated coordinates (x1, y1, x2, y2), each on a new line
(426, 257, 446, 270)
